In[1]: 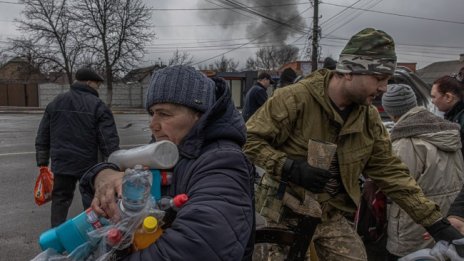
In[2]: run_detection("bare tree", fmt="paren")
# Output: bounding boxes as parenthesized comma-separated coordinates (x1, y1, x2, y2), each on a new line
(209, 55, 239, 72)
(9, 38, 56, 73)
(245, 57, 257, 71)
(247, 45, 299, 71)
(168, 49, 194, 66)
(0, 48, 10, 68)
(72, 0, 154, 106)
(13, 0, 83, 83)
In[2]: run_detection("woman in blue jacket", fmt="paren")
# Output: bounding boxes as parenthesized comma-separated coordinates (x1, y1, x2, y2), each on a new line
(80, 65, 255, 260)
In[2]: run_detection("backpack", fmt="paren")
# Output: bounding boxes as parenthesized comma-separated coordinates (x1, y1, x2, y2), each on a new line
(355, 178, 387, 243)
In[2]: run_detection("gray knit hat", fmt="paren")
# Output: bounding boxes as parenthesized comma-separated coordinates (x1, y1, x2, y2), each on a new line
(382, 84, 417, 117)
(145, 65, 216, 113)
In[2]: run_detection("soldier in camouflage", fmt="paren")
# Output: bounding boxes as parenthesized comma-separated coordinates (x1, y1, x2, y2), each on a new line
(246, 28, 464, 260)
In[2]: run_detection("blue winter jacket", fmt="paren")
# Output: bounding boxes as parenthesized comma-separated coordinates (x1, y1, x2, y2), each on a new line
(80, 79, 255, 260)
(35, 82, 120, 177)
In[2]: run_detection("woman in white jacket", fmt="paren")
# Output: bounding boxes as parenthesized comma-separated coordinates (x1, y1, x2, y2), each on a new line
(382, 84, 464, 260)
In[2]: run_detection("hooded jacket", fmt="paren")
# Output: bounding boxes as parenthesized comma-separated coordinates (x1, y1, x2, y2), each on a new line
(245, 69, 442, 227)
(80, 79, 255, 261)
(387, 106, 464, 257)
(35, 82, 120, 177)
(445, 101, 464, 156)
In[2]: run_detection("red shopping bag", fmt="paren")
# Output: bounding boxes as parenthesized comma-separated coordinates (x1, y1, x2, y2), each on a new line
(34, 166, 54, 206)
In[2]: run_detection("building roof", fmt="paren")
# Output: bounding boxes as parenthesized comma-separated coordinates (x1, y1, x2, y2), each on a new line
(122, 64, 165, 83)
(0, 57, 46, 84)
(417, 57, 464, 85)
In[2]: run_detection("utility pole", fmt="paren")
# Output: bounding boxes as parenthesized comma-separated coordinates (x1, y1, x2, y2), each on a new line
(311, 0, 319, 72)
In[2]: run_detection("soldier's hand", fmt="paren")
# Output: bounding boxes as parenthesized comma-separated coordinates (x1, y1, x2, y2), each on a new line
(284, 159, 332, 193)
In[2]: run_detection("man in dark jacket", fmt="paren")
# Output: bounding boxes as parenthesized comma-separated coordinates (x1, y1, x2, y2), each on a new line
(242, 72, 274, 122)
(278, 68, 297, 88)
(80, 65, 255, 260)
(35, 67, 120, 227)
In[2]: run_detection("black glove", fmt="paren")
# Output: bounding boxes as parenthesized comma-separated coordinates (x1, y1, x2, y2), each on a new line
(283, 159, 333, 193)
(426, 218, 464, 257)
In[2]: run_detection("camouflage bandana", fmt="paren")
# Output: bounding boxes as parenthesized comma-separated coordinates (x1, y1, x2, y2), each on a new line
(336, 28, 397, 75)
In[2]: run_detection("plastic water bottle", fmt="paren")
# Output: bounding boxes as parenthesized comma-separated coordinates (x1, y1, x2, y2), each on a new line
(106, 228, 123, 247)
(108, 140, 179, 170)
(39, 208, 109, 254)
(106, 227, 133, 257)
(133, 216, 163, 251)
(158, 194, 189, 211)
(119, 165, 153, 217)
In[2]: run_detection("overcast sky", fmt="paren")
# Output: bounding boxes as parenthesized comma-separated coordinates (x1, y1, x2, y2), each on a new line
(0, 0, 463, 70)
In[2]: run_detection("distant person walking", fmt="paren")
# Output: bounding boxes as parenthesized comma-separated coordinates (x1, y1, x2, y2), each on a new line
(431, 72, 464, 155)
(278, 68, 297, 88)
(242, 72, 275, 122)
(323, 57, 337, 70)
(382, 84, 464, 259)
(35, 67, 120, 227)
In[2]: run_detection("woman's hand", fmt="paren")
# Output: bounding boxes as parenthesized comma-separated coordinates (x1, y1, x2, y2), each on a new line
(449, 216, 464, 235)
(91, 168, 124, 221)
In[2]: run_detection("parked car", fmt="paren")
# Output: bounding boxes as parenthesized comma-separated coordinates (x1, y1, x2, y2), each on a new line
(373, 66, 433, 121)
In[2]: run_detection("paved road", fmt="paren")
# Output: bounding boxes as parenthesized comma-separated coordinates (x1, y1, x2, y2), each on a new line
(0, 113, 152, 260)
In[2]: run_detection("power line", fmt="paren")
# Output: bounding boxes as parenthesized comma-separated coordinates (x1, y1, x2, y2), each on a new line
(214, 0, 308, 33)
(319, 0, 362, 27)
(323, 0, 383, 36)
(147, 2, 311, 11)
(322, 1, 464, 25)
(0, 1, 312, 8)
(152, 22, 309, 30)
(0, 0, 21, 5)
(191, 6, 311, 66)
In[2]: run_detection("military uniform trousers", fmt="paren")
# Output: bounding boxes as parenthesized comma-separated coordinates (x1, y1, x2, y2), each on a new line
(258, 203, 367, 261)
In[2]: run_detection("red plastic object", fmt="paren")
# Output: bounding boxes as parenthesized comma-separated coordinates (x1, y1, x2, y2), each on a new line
(173, 194, 189, 208)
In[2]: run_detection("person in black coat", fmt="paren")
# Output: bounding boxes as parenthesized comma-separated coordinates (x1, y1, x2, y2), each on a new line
(241, 72, 274, 122)
(80, 65, 255, 260)
(278, 68, 297, 88)
(445, 67, 464, 235)
(35, 67, 120, 227)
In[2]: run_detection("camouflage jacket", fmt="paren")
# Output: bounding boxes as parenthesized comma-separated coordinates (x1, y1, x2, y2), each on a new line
(244, 69, 442, 227)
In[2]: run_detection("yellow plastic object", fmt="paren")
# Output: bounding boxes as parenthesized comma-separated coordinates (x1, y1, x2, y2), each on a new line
(133, 216, 163, 250)
(143, 216, 157, 232)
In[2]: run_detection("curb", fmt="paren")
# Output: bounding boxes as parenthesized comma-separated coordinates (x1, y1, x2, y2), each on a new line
(0, 107, 147, 115)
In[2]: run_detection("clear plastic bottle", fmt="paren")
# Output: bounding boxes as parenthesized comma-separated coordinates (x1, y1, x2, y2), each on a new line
(133, 216, 163, 251)
(106, 227, 132, 257)
(119, 165, 153, 217)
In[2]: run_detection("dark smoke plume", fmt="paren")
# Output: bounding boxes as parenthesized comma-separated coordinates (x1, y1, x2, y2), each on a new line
(198, 0, 307, 46)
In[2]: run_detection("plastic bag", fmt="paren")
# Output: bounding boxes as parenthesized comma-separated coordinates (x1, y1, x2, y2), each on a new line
(34, 166, 54, 206)
(355, 178, 387, 243)
(400, 240, 464, 261)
